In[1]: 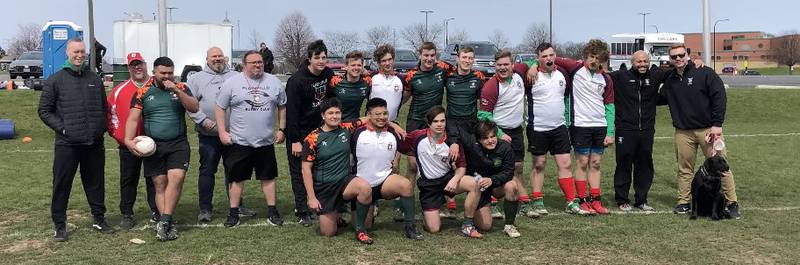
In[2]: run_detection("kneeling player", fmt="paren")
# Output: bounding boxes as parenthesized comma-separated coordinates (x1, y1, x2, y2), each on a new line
(456, 120, 522, 238)
(352, 98, 423, 241)
(301, 99, 374, 244)
(400, 106, 482, 238)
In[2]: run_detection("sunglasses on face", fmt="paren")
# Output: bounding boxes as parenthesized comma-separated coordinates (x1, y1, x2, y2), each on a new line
(670, 53, 687, 60)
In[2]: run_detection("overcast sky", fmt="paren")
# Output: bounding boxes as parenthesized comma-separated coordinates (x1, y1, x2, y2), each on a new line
(4, 0, 798, 58)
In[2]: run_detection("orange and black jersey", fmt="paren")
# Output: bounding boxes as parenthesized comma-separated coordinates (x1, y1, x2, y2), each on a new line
(328, 74, 372, 121)
(446, 70, 486, 119)
(404, 61, 456, 121)
(301, 120, 364, 184)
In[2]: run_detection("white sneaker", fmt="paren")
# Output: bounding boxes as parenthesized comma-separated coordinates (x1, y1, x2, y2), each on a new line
(636, 203, 655, 212)
(503, 224, 521, 238)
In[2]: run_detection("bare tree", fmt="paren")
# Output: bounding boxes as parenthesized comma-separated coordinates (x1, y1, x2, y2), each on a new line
(401, 22, 443, 51)
(557, 41, 587, 59)
(365, 25, 394, 52)
(274, 11, 316, 71)
(248, 29, 263, 50)
(518, 22, 551, 54)
(487, 29, 509, 50)
(773, 32, 800, 75)
(6, 23, 42, 57)
(448, 29, 469, 46)
(323, 31, 361, 58)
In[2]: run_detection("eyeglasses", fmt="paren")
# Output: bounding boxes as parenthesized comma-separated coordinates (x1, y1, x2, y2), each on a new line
(669, 53, 687, 60)
(245, 61, 264, 65)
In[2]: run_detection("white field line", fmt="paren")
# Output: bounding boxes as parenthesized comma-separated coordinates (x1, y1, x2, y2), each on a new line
(4, 132, 800, 153)
(127, 206, 800, 230)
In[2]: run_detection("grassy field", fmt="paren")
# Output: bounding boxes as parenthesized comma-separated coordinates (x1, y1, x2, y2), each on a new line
(0, 89, 799, 264)
(748, 67, 796, 75)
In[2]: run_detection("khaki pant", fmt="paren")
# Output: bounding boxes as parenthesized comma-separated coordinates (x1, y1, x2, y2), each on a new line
(674, 128, 737, 205)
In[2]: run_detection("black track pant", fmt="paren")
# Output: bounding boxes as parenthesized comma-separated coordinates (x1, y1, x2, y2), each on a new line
(613, 129, 655, 206)
(51, 144, 106, 225)
(118, 147, 157, 216)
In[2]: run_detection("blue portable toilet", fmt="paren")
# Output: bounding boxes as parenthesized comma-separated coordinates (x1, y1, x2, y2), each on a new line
(42, 21, 83, 79)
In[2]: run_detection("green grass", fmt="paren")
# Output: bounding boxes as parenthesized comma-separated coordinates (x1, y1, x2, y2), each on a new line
(1, 89, 799, 264)
(748, 67, 796, 75)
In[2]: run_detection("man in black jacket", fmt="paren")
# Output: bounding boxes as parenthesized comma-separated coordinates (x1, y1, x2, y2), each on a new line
(660, 44, 740, 219)
(285, 40, 335, 226)
(38, 38, 114, 242)
(259, 42, 274, 74)
(610, 51, 664, 212)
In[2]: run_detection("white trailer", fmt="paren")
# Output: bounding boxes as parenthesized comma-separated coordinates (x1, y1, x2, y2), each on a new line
(609, 33, 684, 71)
(113, 18, 233, 81)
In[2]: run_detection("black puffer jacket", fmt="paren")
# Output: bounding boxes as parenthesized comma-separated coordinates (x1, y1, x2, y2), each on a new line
(38, 65, 107, 146)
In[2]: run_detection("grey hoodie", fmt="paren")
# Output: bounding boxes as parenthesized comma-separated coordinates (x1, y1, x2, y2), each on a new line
(187, 64, 238, 136)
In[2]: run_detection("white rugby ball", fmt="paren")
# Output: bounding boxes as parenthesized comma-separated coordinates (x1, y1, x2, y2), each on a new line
(134, 136, 156, 157)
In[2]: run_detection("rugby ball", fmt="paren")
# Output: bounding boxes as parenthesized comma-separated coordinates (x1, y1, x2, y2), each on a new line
(134, 136, 156, 157)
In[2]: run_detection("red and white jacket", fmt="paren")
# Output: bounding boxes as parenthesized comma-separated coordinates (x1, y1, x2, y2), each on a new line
(107, 79, 147, 145)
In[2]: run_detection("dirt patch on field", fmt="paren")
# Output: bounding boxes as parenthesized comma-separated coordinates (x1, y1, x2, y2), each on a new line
(1, 239, 49, 253)
(0, 211, 31, 234)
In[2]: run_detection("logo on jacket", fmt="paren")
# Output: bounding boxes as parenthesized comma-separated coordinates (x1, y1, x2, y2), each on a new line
(644, 79, 650, 86)
(493, 157, 502, 167)
(687, 77, 694, 86)
(559, 80, 565, 87)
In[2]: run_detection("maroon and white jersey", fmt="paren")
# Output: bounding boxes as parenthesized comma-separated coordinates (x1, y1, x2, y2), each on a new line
(352, 124, 400, 187)
(555, 57, 615, 127)
(399, 129, 466, 180)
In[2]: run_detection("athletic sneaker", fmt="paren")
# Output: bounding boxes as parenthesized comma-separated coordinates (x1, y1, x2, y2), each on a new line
(565, 199, 590, 215)
(673, 204, 690, 214)
(532, 198, 549, 215)
(726, 202, 742, 220)
(298, 214, 313, 227)
(579, 197, 597, 215)
(355, 230, 374, 245)
(155, 221, 169, 241)
(636, 203, 655, 212)
(490, 204, 505, 219)
(336, 216, 348, 228)
(267, 213, 284, 226)
(461, 223, 483, 239)
(53, 223, 68, 242)
(238, 206, 257, 217)
(373, 205, 380, 217)
(197, 209, 212, 223)
(503, 224, 521, 238)
(224, 214, 240, 228)
(619, 203, 633, 212)
(590, 196, 610, 214)
(119, 214, 135, 230)
(439, 208, 458, 219)
(404, 224, 424, 240)
(150, 211, 160, 223)
(520, 202, 540, 218)
(92, 216, 116, 234)
(166, 222, 178, 240)
(392, 208, 404, 223)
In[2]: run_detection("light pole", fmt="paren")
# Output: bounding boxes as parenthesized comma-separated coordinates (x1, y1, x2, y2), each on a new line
(638, 12, 651, 33)
(650, 25, 659, 33)
(167, 7, 178, 22)
(444, 18, 454, 46)
(549, 0, 553, 43)
(420, 10, 434, 42)
(713, 18, 729, 71)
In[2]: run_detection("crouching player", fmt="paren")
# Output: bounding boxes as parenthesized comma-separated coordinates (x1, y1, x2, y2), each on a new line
(400, 106, 482, 238)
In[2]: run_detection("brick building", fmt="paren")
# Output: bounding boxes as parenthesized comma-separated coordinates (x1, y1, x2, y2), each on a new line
(684, 31, 781, 72)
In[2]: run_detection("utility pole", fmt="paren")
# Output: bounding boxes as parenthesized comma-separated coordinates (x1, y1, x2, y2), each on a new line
(444, 18, 454, 46)
(419, 10, 434, 42)
(549, 0, 553, 43)
(703, 0, 711, 64)
(638, 12, 651, 34)
(158, 0, 167, 57)
(167, 7, 178, 22)
(87, 0, 96, 72)
(713, 18, 729, 71)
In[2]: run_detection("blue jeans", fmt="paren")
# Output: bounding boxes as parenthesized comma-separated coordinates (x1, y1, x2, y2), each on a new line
(197, 135, 238, 211)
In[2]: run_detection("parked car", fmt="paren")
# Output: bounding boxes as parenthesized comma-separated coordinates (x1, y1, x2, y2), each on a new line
(9, 51, 43, 79)
(741, 70, 761, 76)
(514, 53, 536, 64)
(327, 56, 346, 76)
(393, 49, 418, 75)
(721, 66, 736, 74)
(442, 41, 499, 76)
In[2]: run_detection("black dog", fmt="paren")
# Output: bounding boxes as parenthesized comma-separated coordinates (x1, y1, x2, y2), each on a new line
(690, 155, 731, 220)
